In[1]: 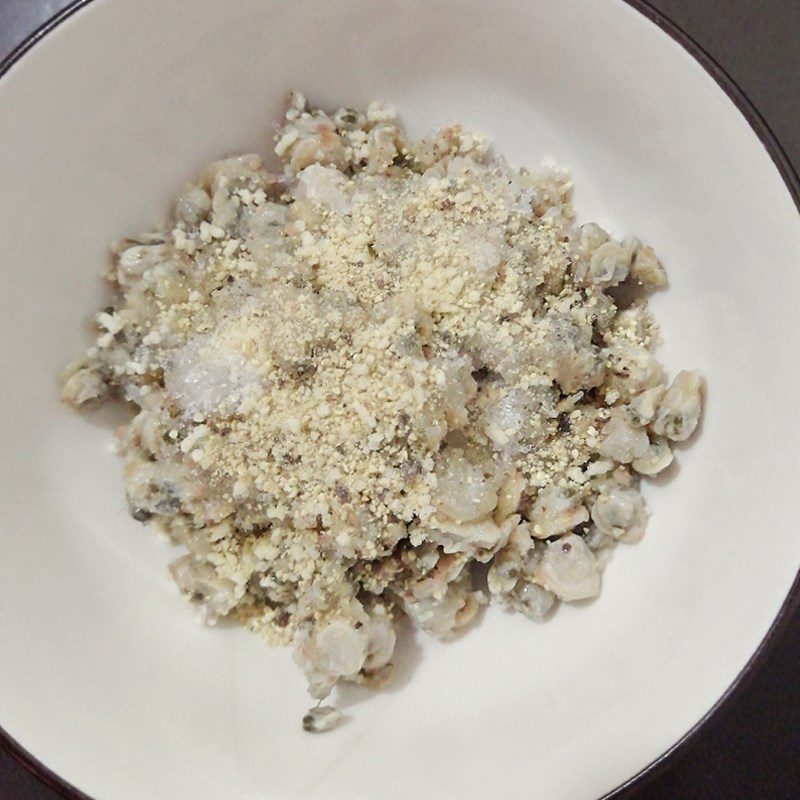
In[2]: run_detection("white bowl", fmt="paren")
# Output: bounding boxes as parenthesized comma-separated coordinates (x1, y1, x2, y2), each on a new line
(1, 1, 799, 799)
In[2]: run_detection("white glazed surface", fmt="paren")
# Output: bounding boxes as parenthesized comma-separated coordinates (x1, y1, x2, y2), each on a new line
(1, 1, 798, 799)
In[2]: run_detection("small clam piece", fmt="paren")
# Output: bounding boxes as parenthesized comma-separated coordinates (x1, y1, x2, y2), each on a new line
(428, 515, 512, 560)
(510, 580, 555, 620)
(579, 222, 610, 255)
(302, 704, 343, 733)
(116, 243, 170, 285)
(60, 363, 105, 406)
(487, 547, 523, 595)
(403, 572, 479, 637)
(125, 460, 186, 518)
(332, 106, 366, 131)
(174, 182, 211, 225)
(311, 618, 368, 678)
(494, 469, 527, 522)
(433, 448, 498, 523)
(596, 407, 650, 464)
(406, 550, 469, 600)
(211, 183, 240, 231)
(530, 486, 589, 539)
(535, 534, 601, 602)
(626, 386, 666, 427)
(591, 486, 648, 543)
(438, 354, 478, 429)
(651, 370, 703, 442)
(630, 244, 668, 290)
(454, 588, 487, 629)
(200, 153, 263, 193)
(289, 130, 347, 173)
(605, 341, 666, 401)
(583, 241, 633, 287)
(358, 663, 396, 689)
(481, 386, 547, 452)
(540, 314, 603, 394)
(583, 524, 614, 551)
(362, 609, 396, 671)
(294, 164, 352, 214)
(168, 555, 237, 624)
(632, 437, 673, 476)
(365, 125, 400, 173)
(293, 632, 337, 701)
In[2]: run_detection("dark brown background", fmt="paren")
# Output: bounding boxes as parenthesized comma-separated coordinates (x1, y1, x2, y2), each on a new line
(1, 1, 799, 798)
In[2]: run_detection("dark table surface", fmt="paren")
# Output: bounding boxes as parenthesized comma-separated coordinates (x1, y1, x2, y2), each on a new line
(2, 1, 799, 798)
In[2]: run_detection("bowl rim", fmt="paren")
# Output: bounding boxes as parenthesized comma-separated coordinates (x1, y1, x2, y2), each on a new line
(1, 1, 799, 798)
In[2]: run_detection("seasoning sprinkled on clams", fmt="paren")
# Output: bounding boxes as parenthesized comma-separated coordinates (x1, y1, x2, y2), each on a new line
(61, 92, 703, 728)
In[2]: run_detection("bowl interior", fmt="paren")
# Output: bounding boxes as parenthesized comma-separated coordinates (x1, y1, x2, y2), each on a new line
(1, 1, 799, 799)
